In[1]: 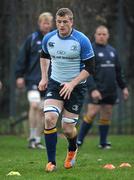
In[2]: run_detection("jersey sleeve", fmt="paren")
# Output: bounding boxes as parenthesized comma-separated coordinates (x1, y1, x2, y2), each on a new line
(80, 35, 94, 61)
(115, 51, 127, 89)
(15, 35, 31, 78)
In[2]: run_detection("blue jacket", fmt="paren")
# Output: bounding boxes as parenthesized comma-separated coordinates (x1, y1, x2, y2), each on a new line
(87, 42, 127, 96)
(15, 30, 43, 85)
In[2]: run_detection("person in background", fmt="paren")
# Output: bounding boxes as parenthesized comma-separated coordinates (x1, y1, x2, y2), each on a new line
(15, 12, 53, 149)
(77, 25, 129, 149)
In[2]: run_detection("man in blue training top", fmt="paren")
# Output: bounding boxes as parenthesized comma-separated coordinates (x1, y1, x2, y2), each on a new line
(38, 8, 94, 172)
(15, 12, 53, 149)
(77, 25, 129, 149)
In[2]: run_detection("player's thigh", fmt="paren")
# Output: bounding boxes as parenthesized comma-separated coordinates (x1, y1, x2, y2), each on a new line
(86, 103, 101, 118)
(44, 99, 63, 107)
(64, 83, 86, 115)
(100, 104, 113, 120)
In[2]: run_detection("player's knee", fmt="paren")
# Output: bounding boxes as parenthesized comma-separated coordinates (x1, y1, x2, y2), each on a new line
(44, 105, 61, 129)
(30, 102, 39, 109)
(106, 110, 112, 117)
(62, 117, 78, 138)
(103, 106, 113, 118)
(86, 109, 97, 119)
(45, 115, 56, 129)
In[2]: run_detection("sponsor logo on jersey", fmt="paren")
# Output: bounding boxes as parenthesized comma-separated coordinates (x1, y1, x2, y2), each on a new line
(70, 45, 78, 51)
(57, 50, 66, 55)
(110, 51, 115, 57)
(101, 63, 115, 67)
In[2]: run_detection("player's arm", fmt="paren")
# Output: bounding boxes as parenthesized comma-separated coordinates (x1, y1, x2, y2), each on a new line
(60, 57, 96, 100)
(15, 36, 31, 89)
(115, 54, 129, 100)
(38, 50, 50, 91)
(70, 58, 102, 100)
(71, 57, 94, 87)
(86, 57, 102, 100)
(59, 58, 95, 100)
(71, 35, 95, 86)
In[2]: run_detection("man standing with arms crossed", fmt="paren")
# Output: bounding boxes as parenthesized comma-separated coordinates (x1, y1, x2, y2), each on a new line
(38, 8, 94, 172)
(77, 25, 129, 149)
(16, 12, 53, 149)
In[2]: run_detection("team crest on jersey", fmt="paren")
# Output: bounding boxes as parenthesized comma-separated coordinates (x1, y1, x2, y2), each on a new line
(48, 42, 55, 48)
(72, 105, 79, 111)
(46, 92, 53, 97)
(70, 45, 78, 51)
(106, 60, 111, 64)
(98, 52, 104, 57)
(110, 51, 115, 57)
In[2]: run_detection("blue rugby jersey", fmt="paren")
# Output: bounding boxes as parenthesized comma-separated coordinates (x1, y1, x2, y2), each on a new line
(15, 30, 44, 84)
(42, 29, 94, 83)
(87, 42, 127, 96)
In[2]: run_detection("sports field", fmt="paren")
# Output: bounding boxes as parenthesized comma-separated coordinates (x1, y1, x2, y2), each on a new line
(0, 135, 133, 180)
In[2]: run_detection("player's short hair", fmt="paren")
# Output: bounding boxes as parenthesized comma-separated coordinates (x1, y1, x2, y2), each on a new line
(56, 8, 73, 20)
(95, 25, 109, 34)
(38, 12, 53, 23)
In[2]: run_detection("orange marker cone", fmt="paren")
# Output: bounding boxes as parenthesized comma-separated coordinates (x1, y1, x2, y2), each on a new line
(103, 164, 116, 169)
(119, 163, 132, 168)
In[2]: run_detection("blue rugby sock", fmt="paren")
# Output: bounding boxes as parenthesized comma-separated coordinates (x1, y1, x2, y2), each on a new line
(77, 121, 92, 143)
(99, 125, 109, 145)
(44, 127, 57, 165)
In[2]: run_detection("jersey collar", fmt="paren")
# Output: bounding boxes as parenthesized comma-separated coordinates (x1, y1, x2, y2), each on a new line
(57, 29, 73, 39)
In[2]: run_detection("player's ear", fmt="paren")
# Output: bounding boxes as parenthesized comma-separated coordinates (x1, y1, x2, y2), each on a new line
(70, 18, 73, 26)
(107, 32, 110, 40)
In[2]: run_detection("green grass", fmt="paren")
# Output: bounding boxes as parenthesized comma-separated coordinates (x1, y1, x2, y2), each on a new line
(0, 135, 134, 180)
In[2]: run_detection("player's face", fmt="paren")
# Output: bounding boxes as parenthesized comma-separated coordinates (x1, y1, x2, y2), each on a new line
(95, 28, 109, 45)
(38, 19, 53, 35)
(56, 15, 73, 37)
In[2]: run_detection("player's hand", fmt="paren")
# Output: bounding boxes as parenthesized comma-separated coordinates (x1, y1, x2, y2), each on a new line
(91, 90, 102, 101)
(122, 87, 129, 100)
(38, 78, 48, 91)
(59, 82, 74, 100)
(16, 78, 25, 89)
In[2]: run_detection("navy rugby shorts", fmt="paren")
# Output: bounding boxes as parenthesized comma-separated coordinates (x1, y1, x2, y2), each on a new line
(45, 78, 86, 114)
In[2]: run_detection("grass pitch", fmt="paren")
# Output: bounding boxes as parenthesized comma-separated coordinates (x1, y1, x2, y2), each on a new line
(0, 135, 134, 180)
